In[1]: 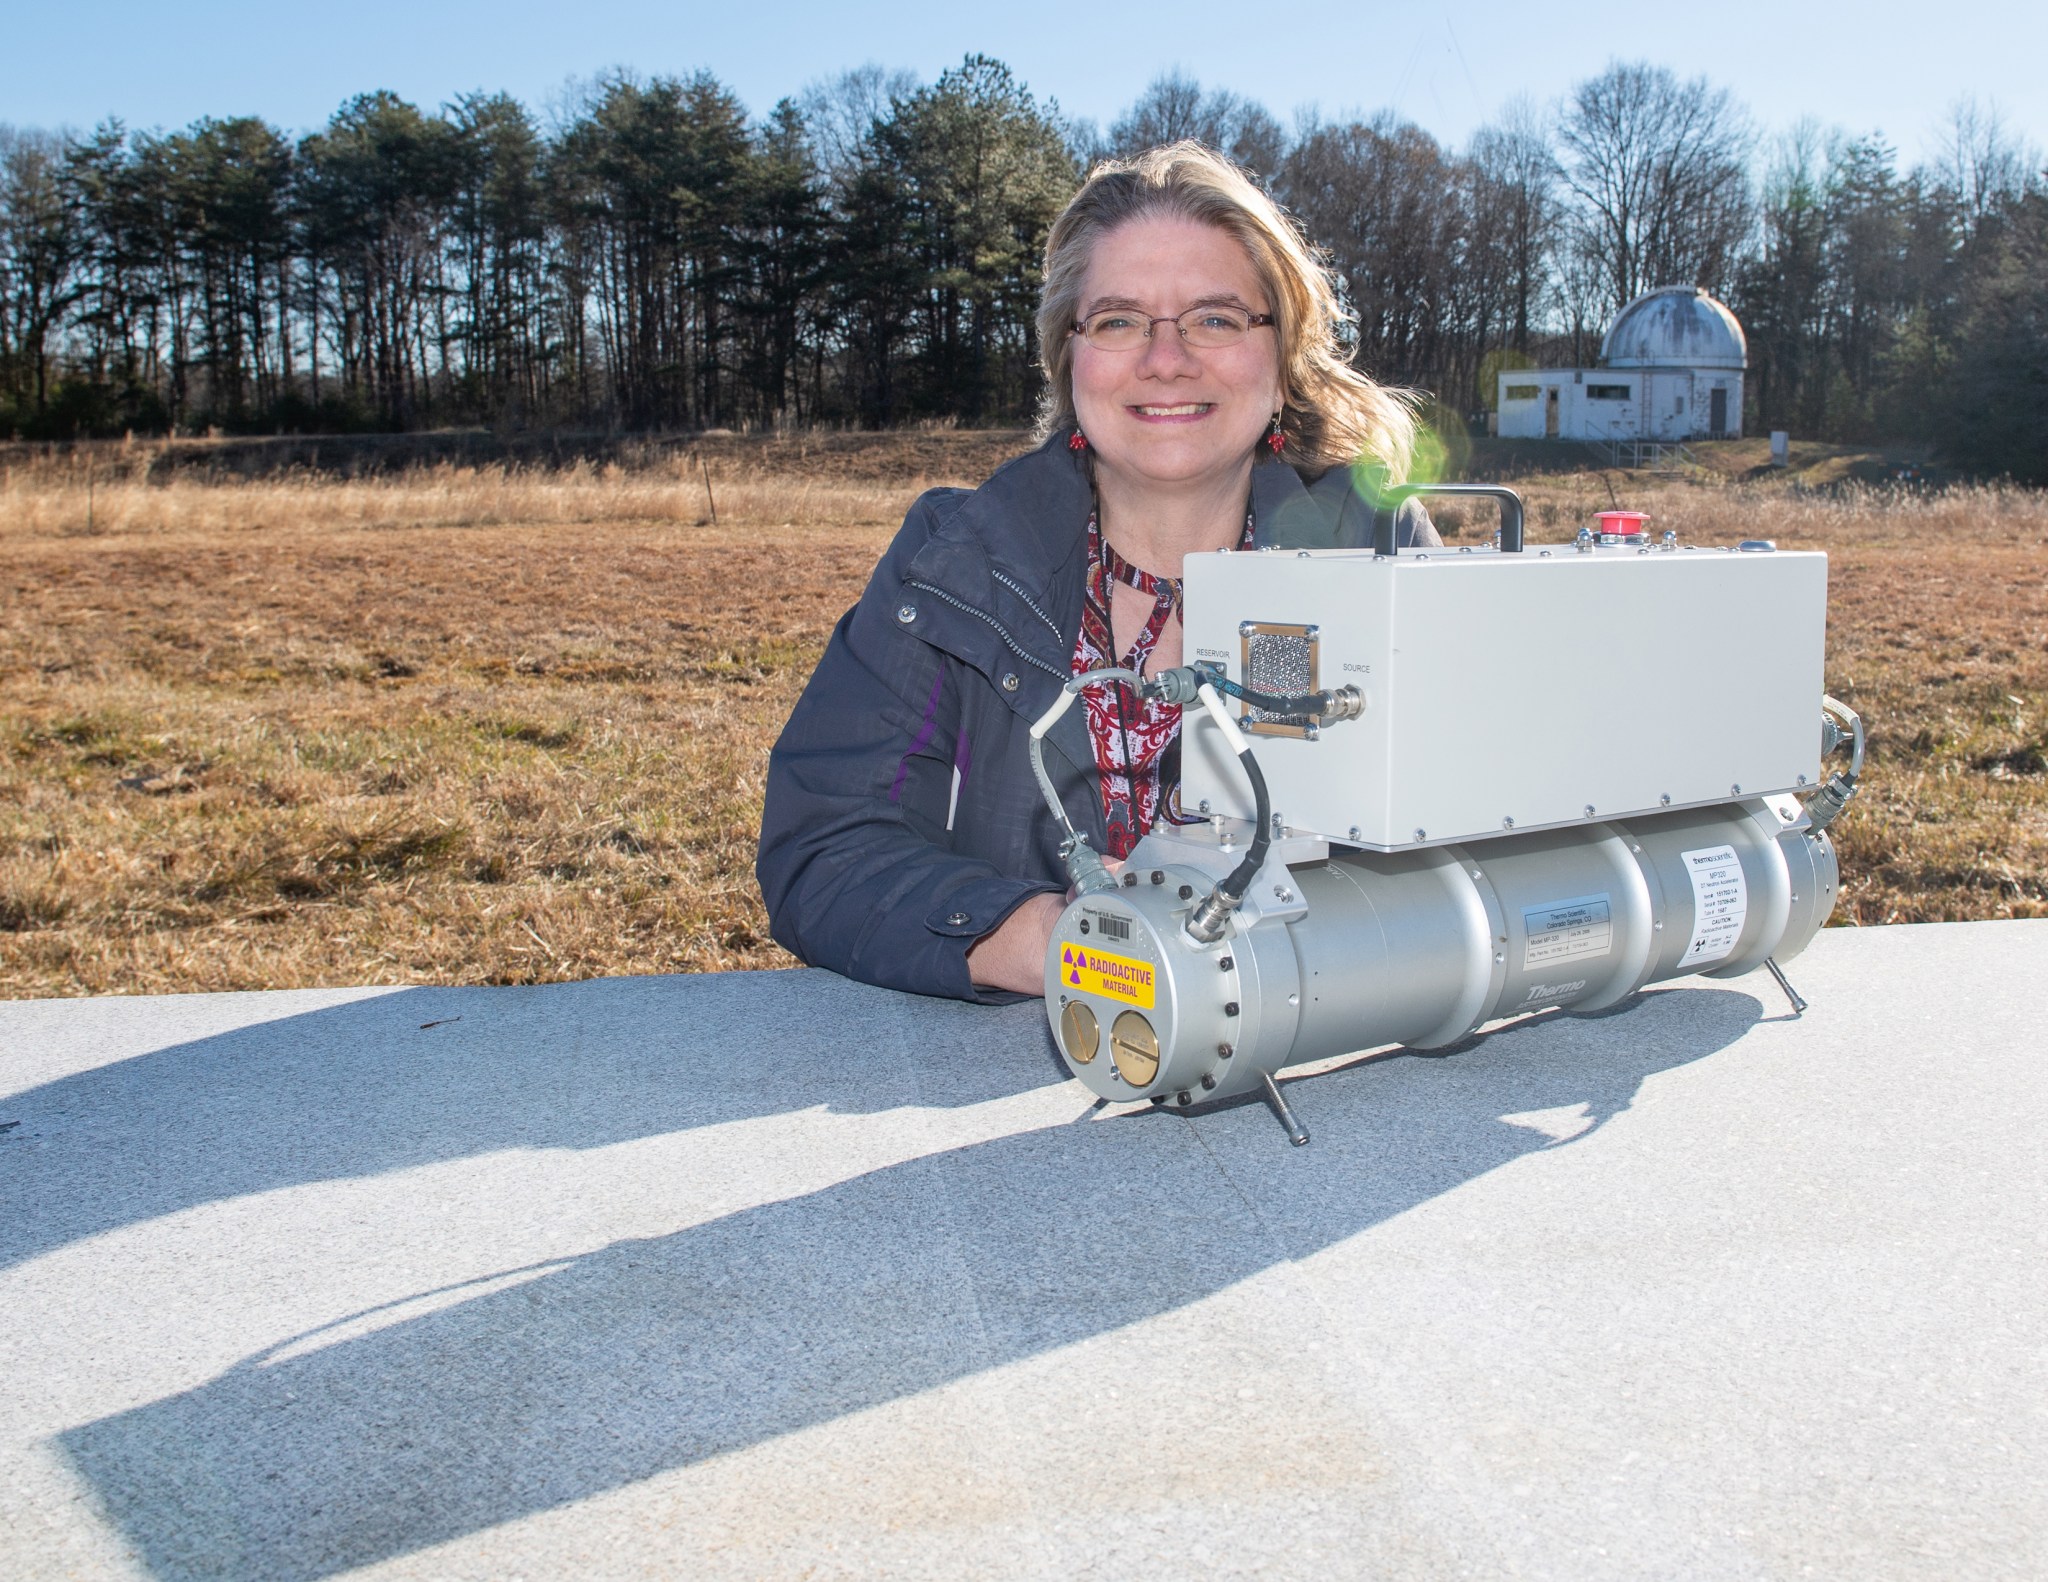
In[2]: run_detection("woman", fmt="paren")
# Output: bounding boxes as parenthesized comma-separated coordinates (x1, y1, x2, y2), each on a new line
(757, 142, 1437, 1001)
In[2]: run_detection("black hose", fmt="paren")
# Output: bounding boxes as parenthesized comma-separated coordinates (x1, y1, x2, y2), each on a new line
(1213, 673, 1334, 718)
(1219, 748, 1271, 903)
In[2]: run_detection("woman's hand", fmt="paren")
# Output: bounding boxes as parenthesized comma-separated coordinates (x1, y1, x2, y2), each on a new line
(965, 892, 1068, 996)
(965, 856, 1126, 996)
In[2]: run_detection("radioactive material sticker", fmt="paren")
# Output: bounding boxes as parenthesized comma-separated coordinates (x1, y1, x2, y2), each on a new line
(1679, 844, 1749, 967)
(1057, 942, 1157, 1009)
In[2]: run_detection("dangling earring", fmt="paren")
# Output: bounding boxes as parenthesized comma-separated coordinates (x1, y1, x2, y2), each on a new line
(1069, 429, 1089, 452)
(1265, 412, 1286, 455)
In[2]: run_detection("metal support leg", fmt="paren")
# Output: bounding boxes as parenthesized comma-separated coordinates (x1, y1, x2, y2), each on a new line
(1260, 1071, 1310, 1147)
(1764, 957, 1808, 1016)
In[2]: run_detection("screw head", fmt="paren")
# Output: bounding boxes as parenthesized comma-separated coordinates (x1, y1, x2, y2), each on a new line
(1217, 1042, 1234, 1058)
(1413, 828, 1427, 842)
(1150, 870, 1165, 885)
(1177, 883, 1193, 900)
(1584, 804, 1596, 818)
(1201, 1074, 1218, 1090)
(1502, 816, 1515, 830)
(1224, 1001, 1240, 1017)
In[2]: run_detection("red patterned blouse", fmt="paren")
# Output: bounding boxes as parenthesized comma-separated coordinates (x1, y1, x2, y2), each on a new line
(1072, 508, 1256, 859)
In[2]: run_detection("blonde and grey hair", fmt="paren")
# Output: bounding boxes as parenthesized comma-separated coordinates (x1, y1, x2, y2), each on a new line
(1035, 141, 1417, 480)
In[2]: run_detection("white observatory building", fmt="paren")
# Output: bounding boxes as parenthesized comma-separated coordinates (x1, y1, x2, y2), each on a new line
(1497, 285, 1747, 443)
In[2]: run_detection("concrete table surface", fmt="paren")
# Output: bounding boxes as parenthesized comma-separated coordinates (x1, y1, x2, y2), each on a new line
(2, 920, 2043, 1581)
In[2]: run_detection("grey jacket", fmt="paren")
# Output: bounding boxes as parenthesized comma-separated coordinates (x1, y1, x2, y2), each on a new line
(756, 432, 1437, 1002)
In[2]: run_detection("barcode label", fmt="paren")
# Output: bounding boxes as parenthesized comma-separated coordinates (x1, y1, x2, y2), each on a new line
(1095, 912, 1131, 942)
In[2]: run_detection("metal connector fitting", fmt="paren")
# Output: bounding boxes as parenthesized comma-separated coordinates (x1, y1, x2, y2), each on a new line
(1321, 685, 1365, 721)
(1183, 885, 1242, 945)
(1144, 665, 1207, 706)
(1804, 773, 1858, 834)
(1060, 833, 1121, 896)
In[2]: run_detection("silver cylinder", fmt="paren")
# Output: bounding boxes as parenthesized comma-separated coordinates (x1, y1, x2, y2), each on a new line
(1045, 799, 1837, 1105)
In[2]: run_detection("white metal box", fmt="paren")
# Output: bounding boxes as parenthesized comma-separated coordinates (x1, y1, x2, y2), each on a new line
(1179, 544, 1828, 849)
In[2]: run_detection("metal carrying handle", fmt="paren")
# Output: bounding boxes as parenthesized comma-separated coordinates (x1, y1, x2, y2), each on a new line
(1371, 484, 1526, 557)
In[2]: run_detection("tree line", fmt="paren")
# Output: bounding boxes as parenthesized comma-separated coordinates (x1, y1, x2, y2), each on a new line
(2, 57, 2042, 478)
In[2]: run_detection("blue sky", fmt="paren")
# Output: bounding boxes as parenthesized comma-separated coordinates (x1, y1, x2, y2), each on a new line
(3, 0, 2041, 171)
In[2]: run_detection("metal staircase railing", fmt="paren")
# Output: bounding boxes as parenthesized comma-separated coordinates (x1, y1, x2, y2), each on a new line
(1584, 436, 1701, 473)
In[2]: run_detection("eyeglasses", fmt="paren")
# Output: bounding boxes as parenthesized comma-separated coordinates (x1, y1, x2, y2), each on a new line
(1071, 305, 1276, 352)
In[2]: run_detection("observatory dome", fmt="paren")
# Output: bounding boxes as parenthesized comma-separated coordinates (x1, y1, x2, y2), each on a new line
(1601, 286, 1747, 370)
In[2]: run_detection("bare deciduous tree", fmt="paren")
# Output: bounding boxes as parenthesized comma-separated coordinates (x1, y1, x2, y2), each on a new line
(1556, 60, 1753, 314)
(1107, 71, 1287, 179)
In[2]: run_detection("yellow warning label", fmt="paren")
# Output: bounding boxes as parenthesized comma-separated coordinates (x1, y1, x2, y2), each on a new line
(1056, 942, 1156, 1009)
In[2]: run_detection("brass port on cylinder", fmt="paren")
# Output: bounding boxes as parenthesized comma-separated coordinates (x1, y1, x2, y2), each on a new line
(1110, 1011, 1161, 1088)
(1059, 1000, 1100, 1064)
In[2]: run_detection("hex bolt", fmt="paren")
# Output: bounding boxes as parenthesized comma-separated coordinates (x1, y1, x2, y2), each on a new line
(1177, 884, 1193, 900)
(1150, 870, 1165, 885)
(1224, 1001, 1240, 1017)
(1176, 1091, 1193, 1107)
(1122, 872, 1138, 887)
(1218, 955, 1234, 971)
(1201, 1074, 1218, 1090)
(1217, 1042, 1235, 1058)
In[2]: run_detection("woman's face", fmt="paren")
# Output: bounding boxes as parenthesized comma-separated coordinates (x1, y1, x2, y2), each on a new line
(1069, 215, 1284, 497)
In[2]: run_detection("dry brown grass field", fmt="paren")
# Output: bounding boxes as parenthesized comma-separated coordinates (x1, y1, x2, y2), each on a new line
(3, 431, 2044, 999)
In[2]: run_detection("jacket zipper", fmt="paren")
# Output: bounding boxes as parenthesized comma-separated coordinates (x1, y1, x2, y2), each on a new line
(990, 569, 1066, 641)
(902, 579, 1069, 683)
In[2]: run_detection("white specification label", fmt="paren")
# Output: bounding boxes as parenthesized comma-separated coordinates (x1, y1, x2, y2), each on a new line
(1523, 894, 1613, 969)
(1679, 844, 1749, 967)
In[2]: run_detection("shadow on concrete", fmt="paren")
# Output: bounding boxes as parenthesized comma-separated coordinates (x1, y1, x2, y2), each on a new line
(1, 969, 1061, 1275)
(49, 981, 1764, 1580)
